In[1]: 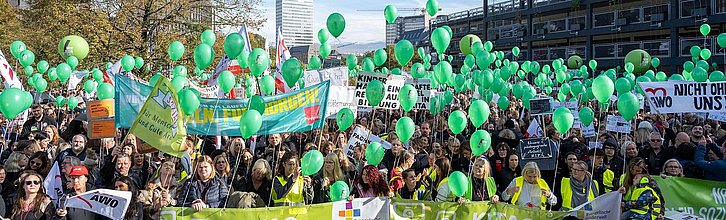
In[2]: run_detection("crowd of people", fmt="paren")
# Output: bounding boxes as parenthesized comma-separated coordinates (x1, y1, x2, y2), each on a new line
(0, 86, 724, 220)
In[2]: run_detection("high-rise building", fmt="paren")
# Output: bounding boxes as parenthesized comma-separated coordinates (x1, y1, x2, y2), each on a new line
(386, 14, 429, 45)
(7, 0, 29, 9)
(276, 0, 314, 47)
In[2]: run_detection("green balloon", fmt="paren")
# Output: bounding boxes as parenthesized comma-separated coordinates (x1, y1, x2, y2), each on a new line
(248, 48, 270, 77)
(690, 46, 702, 58)
(237, 50, 250, 68)
(134, 57, 144, 69)
(553, 107, 574, 135)
(459, 34, 481, 55)
(55, 96, 66, 107)
(512, 46, 520, 57)
(366, 80, 385, 107)
(67, 96, 79, 110)
(248, 95, 266, 114)
(168, 41, 185, 61)
(592, 75, 614, 103)
(259, 75, 276, 95)
(701, 49, 712, 60)
(624, 49, 651, 74)
(448, 171, 468, 197)
(431, 27, 451, 55)
(426, 0, 439, 16)
(66, 56, 79, 70)
(96, 83, 114, 100)
(365, 142, 385, 166)
(36, 60, 49, 74)
(23, 66, 34, 76)
(651, 57, 660, 68)
(194, 44, 214, 70)
(34, 78, 47, 93)
(57, 63, 71, 83)
(19, 50, 35, 67)
(239, 110, 262, 139)
(398, 84, 417, 112)
(567, 55, 583, 69)
(373, 49, 387, 67)
(394, 40, 414, 66)
(320, 43, 332, 59)
(336, 108, 355, 131)
(719, 33, 726, 48)
(309, 56, 322, 70)
(434, 61, 452, 85)
(120, 55, 135, 72)
(57, 35, 89, 60)
(0, 88, 29, 119)
(615, 77, 631, 94)
(317, 29, 330, 44)
(9, 41, 26, 59)
(179, 89, 200, 115)
(223, 33, 244, 58)
(655, 71, 667, 82)
(149, 73, 163, 86)
(692, 67, 708, 82)
(200, 29, 216, 46)
(384, 5, 398, 24)
(47, 68, 57, 81)
(588, 59, 598, 71)
(617, 92, 639, 120)
(326, 13, 346, 38)
(579, 107, 594, 126)
(669, 74, 684, 81)
(700, 23, 711, 36)
(362, 57, 374, 72)
(282, 58, 303, 87)
(346, 54, 358, 70)
(218, 71, 235, 93)
(396, 116, 415, 142)
(171, 76, 187, 93)
(710, 71, 725, 82)
(483, 41, 493, 52)
(522, 91, 535, 109)
(470, 130, 492, 156)
(411, 63, 425, 78)
(83, 80, 96, 93)
(329, 181, 350, 202)
(468, 100, 490, 128)
(447, 110, 467, 135)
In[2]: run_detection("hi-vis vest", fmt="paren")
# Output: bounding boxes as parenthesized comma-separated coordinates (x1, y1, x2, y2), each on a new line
(603, 169, 615, 192)
(272, 176, 304, 206)
(465, 176, 497, 201)
(395, 183, 429, 200)
(511, 176, 550, 210)
(629, 185, 662, 220)
(560, 178, 599, 210)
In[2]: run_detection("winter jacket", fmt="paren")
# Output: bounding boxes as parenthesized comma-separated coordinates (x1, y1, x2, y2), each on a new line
(177, 177, 230, 208)
(694, 144, 726, 181)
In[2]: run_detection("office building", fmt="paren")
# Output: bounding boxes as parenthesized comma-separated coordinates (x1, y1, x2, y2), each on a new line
(276, 0, 314, 47)
(386, 14, 430, 45)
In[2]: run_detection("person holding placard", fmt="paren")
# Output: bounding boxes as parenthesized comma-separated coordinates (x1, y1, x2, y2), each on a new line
(502, 162, 557, 210)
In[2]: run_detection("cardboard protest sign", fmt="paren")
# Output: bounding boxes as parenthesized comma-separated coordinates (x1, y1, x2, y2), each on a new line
(605, 115, 632, 133)
(344, 127, 391, 158)
(405, 78, 434, 110)
(355, 72, 406, 111)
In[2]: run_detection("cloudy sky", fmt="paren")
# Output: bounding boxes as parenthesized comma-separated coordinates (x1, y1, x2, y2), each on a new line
(253, 0, 478, 46)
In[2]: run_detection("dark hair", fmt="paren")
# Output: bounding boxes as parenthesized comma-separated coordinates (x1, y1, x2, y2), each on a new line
(434, 157, 451, 185)
(276, 152, 298, 177)
(27, 152, 51, 176)
(402, 169, 416, 179)
(622, 157, 649, 190)
(11, 172, 47, 218)
(114, 176, 140, 218)
(15, 140, 38, 152)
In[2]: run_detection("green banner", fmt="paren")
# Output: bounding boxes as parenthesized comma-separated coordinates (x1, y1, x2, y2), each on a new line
(654, 176, 726, 219)
(389, 198, 567, 220)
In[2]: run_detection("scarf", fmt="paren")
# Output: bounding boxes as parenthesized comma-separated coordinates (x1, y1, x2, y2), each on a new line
(570, 175, 596, 207)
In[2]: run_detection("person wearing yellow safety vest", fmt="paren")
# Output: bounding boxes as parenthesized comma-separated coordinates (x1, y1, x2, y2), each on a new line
(462, 157, 499, 203)
(588, 149, 614, 194)
(621, 174, 662, 220)
(395, 169, 431, 200)
(433, 158, 455, 202)
(501, 162, 557, 210)
(271, 152, 312, 207)
(618, 158, 665, 219)
(559, 161, 599, 211)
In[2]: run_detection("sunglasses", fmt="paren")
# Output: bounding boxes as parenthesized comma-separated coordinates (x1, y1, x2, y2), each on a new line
(25, 180, 40, 186)
(30, 161, 42, 166)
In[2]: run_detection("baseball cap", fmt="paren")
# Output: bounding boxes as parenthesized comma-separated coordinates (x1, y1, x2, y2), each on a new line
(69, 166, 88, 176)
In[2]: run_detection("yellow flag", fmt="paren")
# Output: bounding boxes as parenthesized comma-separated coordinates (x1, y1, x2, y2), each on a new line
(128, 77, 187, 158)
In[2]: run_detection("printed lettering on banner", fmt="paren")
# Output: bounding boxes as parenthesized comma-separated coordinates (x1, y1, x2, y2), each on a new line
(605, 115, 632, 133)
(304, 67, 348, 87)
(582, 123, 596, 138)
(331, 198, 389, 220)
(345, 127, 392, 159)
(355, 71, 406, 111)
(589, 141, 602, 149)
(405, 78, 434, 110)
(530, 98, 553, 115)
(551, 101, 579, 112)
(639, 81, 726, 113)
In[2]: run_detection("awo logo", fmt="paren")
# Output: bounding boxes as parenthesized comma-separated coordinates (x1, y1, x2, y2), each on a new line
(645, 87, 672, 108)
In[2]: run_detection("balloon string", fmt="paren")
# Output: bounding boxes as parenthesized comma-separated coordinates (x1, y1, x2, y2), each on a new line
(180, 95, 220, 216)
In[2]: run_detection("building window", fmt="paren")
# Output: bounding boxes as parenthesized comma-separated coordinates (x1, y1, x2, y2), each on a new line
(549, 48, 566, 60)
(716, 0, 726, 14)
(644, 5, 669, 22)
(533, 49, 548, 60)
(593, 45, 615, 59)
(681, 0, 709, 18)
(680, 38, 712, 56)
(593, 13, 615, 27)
(533, 22, 546, 35)
(618, 8, 641, 24)
(643, 41, 670, 57)
(617, 43, 641, 57)
(568, 17, 585, 31)
(549, 19, 567, 32)
(568, 47, 586, 57)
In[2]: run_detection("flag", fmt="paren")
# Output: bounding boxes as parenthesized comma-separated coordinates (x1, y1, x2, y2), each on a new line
(275, 27, 293, 94)
(128, 77, 187, 158)
(67, 71, 88, 90)
(207, 25, 253, 88)
(524, 119, 544, 138)
(43, 162, 63, 208)
(65, 189, 132, 220)
(567, 191, 622, 220)
(0, 50, 23, 89)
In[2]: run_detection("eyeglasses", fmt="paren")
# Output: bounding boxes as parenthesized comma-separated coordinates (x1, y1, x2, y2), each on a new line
(666, 165, 680, 169)
(571, 169, 586, 173)
(24, 180, 40, 186)
(30, 161, 42, 166)
(649, 139, 662, 142)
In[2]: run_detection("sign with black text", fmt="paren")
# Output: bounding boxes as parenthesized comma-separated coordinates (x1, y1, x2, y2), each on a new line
(639, 81, 726, 113)
(405, 78, 434, 110)
(529, 98, 552, 115)
(355, 72, 405, 111)
(605, 115, 632, 133)
(517, 137, 558, 170)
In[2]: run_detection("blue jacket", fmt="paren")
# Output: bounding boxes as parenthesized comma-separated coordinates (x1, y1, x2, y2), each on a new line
(177, 177, 229, 208)
(694, 144, 726, 181)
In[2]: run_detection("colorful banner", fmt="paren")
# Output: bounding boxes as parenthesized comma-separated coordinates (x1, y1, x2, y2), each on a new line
(654, 177, 726, 220)
(116, 75, 330, 136)
(566, 191, 622, 220)
(638, 81, 726, 113)
(0, 49, 23, 89)
(304, 67, 356, 118)
(128, 77, 187, 158)
(66, 189, 132, 220)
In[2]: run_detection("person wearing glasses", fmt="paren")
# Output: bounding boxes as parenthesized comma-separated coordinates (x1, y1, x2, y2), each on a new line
(25, 152, 50, 177)
(660, 159, 684, 178)
(213, 155, 231, 186)
(21, 104, 57, 139)
(9, 172, 55, 220)
(56, 166, 102, 219)
(638, 132, 673, 175)
(558, 161, 599, 211)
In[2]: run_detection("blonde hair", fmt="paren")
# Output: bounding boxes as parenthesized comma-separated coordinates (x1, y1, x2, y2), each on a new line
(213, 155, 230, 177)
(226, 138, 245, 155)
(4, 152, 27, 172)
(194, 155, 216, 180)
(473, 157, 492, 179)
(252, 159, 272, 180)
(324, 153, 345, 182)
(661, 159, 684, 177)
(521, 162, 541, 178)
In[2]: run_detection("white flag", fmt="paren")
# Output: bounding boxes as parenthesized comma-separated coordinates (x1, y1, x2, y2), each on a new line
(525, 119, 544, 138)
(43, 162, 63, 207)
(0, 50, 23, 89)
(567, 191, 622, 220)
(67, 71, 88, 90)
(207, 25, 252, 88)
(274, 27, 294, 94)
(66, 189, 132, 220)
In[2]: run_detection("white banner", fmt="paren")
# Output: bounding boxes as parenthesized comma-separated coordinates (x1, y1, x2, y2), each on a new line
(331, 198, 389, 220)
(304, 67, 349, 87)
(66, 189, 132, 220)
(405, 78, 434, 110)
(43, 162, 63, 208)
(582, 123, 596, 138)
(326, 86, 357, 119)
(303, 67, 354, 118)
(551, 101, 579, 112)
(567, 191, 622, 220)
(187, 81, 220, 98)
(355, 72, 406, 111)
(0, 50, 23, 89)
(605, 115, 632, 133)
(708, 112, 726, 123)
(345, 127, 392, 159)
(639, 81, 726, 113)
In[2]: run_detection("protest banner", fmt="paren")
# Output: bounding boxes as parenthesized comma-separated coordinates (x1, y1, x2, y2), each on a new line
(524, 119, 544, 138)
(708, 112, 726, 123)
(303, 67, 356, 118)
(589, 141, 602, 149)
(66, 189, 133, 220)
(187, 80, 220, 98)
(43, 162, 63, 209)
(127, 77, 187, 157)
(654, 177, 726, 220)
(87, 99, 115, 120)
(582, 123, 596, 138)
(0, 50, 22, 89)
(345, 127, 392, 158)
(530, 98, 552, 115)
(355, 71, 406, 111)
(638, 81, 726, 113)
(117, 75, 330, 137)
(517, 137, 558, 170)
(405, 78, 434, 110)
(566, 191, 622, 220)
(88, 119, 116, 139)
(605, 115, 632, 133)
(551, 101, 578, 112)
(304, 66, 348, 87)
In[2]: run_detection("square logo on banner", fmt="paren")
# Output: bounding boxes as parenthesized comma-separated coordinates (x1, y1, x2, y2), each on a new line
(304, 105, 321, 124)
(332, 198, 389, 220)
